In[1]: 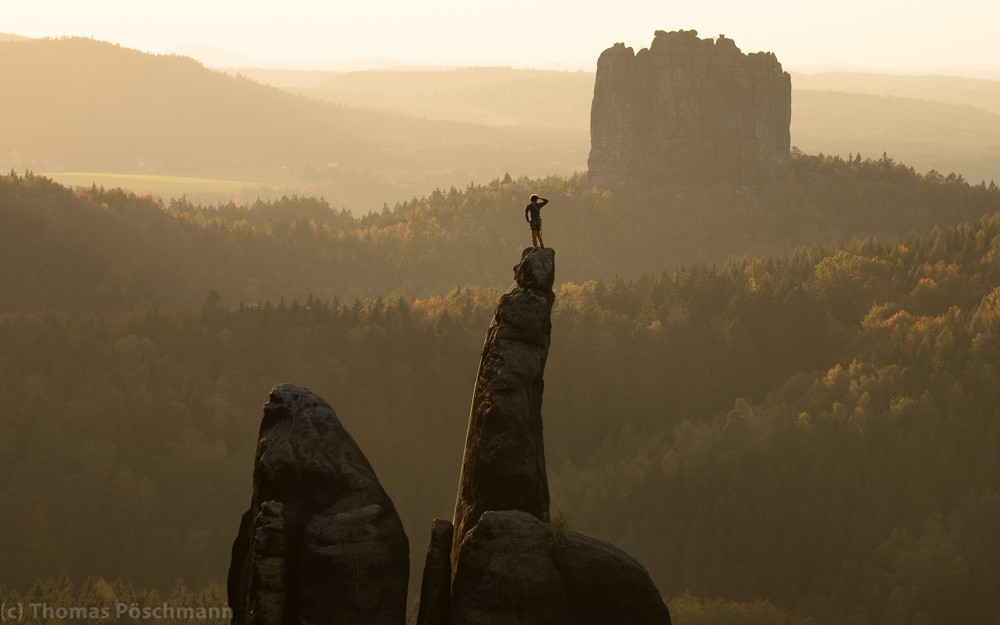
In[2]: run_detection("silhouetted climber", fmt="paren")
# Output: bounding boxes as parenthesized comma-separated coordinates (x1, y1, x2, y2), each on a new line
(524, 193, 549, 249)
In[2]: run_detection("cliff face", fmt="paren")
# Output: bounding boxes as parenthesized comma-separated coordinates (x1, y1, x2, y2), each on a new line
(227, 384, 409, 625)
(588, 29, 791, 191)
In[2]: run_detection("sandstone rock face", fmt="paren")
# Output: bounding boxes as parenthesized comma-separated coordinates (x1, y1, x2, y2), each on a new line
(589, 29, 791, 191)
(452, 247, 556, 560)
(422, 247, 671, 624)
(227, 384, 408, 625)
(414, 519, 454, 625)
(450, 511, 570, 623)
(450, 511, 672, 625)
(552, 530, 673, 624)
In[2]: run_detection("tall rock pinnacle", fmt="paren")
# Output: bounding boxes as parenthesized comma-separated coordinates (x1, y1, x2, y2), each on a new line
(421, 247, 671, 624)
(589, 29, 791, 190)
(227, 384, 409, 625)
(452, 247, 556, 559)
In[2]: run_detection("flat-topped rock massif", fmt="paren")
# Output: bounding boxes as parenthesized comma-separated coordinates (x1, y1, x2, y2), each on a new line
(589, 29, 791, 191)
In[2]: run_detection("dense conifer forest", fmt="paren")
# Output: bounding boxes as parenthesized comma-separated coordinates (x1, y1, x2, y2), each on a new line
(2, 165, 1000, 624)
(3, 154, 998, 309)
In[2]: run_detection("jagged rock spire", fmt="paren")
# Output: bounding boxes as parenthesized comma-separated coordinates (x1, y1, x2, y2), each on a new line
(420, 247, 671, 624)
(452, 247, 556, 561)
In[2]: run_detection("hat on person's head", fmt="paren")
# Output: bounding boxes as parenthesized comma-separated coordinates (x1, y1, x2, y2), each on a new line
(530, 193, 539, 202)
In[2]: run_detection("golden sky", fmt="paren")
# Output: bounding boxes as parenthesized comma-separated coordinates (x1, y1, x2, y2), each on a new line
(6, 0, 1000, 73)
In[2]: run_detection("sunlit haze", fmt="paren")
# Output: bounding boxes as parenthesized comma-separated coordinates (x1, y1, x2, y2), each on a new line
(4, 0, 1000, 621)
(6, 0, 1000, 73)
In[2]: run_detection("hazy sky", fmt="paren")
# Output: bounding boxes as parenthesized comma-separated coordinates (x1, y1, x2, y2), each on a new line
(5, 0, 1000, 72)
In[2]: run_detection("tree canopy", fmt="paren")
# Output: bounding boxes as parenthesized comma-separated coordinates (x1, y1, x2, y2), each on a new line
(2, 166, 1000, 623)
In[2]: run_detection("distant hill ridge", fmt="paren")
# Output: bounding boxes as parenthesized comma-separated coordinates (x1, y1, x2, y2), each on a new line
(259, 64, 1000, 185)
(792, 71, 1000, 115)
(0, 37, 416, 173)
(0, 36, 588, 211)
(4, 36, 999, 209)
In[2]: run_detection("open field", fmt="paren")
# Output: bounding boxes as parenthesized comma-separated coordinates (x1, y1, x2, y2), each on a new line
(41, 171, 296, 202)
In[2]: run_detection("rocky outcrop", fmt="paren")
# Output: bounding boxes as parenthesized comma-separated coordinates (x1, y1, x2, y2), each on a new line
(227, 384, 408, 625)
(415, 519, 454, 625)
(588, 29, 791, 191)
(229, 249, 670, 624)
(552, 527, 673, 623)
(416, 247, 671, 624)
(451, 247, 556, 561)
(450, 511, 569, 622)
(450, 511, 672, 625)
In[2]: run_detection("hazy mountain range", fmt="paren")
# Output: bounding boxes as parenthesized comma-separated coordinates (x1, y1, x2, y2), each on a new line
(0, 37, 586, 210)
(169, 43, 424, 73)
(3, 35, 998, 212)
(259, 66, 1000, 185)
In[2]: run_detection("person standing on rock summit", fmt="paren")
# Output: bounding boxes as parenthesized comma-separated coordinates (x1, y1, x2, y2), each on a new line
(525, 193, 549, 249)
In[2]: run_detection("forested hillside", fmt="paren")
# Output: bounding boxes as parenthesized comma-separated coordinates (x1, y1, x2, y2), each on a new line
(0, 38, 584, 210)
(549, 228, 1000, 624)
(792, 90, 1000, 186)
(3, 155, 998, 310)
(2, 169, 1000, 623)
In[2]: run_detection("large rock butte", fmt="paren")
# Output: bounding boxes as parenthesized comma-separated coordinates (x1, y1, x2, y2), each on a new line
(227, 384, 409, 625)
(588, 29, 791, 191)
